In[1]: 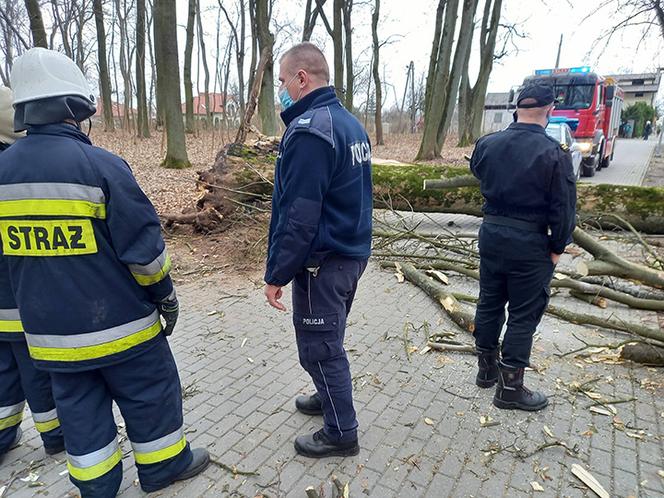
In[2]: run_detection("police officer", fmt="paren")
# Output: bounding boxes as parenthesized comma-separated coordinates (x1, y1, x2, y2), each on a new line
(0, 86, 65, 464)
(264, 43, 372, 458)
(470, 81, 576, 411)
(0, 48, 209, 496)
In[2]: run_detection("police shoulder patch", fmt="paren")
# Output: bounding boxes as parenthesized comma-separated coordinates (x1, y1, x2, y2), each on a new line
(560, 143, 570, 152)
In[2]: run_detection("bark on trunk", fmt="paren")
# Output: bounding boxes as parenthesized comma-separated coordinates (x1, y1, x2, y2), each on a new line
(93, 0, 114, 131)
(332, 0, 344, 100)
(183, 0, 196, 134)
(154, 0, 190, 168)
(342, 0, 353, 111)
(24, 0, 48, 48)
(136, 0, 150, 137)
(620, 343, 664, 366)
(372, 0, 383, 145)
(255, 0, 277, 135)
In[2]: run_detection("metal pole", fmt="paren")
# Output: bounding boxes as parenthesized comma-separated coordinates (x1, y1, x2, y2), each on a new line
(656, 118, 663, 157)
(554, 34, 563, 69)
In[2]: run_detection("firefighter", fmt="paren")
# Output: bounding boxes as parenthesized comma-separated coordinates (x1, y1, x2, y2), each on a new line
(0, 86, 65, 465)
(0, 48, 209, 496)
(264, 43, 372, 458)
(470, 81, 577, 411)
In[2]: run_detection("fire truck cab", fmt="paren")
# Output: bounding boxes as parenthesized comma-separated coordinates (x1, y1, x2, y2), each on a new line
(519, 67, 624, 177)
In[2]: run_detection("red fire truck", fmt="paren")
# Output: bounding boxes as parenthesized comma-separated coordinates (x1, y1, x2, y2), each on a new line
(519, 67, 624, 177)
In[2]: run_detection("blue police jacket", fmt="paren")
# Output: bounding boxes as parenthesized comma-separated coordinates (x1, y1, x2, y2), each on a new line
(0, 123, 173, 371)
(0, 141, 23, 341)
(470, 122, 577, 255)
(265, 86, 372, 286)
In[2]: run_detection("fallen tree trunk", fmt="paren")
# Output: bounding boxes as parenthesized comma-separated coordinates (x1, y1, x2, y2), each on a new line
(620, 343, 664, 366)
(579, 276, 664, 301)
(420, 170, 664, 234)
(573, 227, 664, 289)
(384, 261, 475, 334)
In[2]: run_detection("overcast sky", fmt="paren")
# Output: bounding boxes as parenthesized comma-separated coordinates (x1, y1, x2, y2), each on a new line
(184, 0, 664, 108)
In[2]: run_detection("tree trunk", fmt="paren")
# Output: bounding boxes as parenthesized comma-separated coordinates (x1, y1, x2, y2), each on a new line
(332, 0, 344, 100)
(114, 0, 133, 133)
(436, 0, 478, 151)
(371, 0, 383, 145)
(93, 0, 114, 131)
(154, 0, 189, 168)
(620, 343, 664, 366)
(235, 45, 271, 144)
(416, 0, 459, 160)
(458, 0, 503, 146)
(196, 0, 210, 128)
(420, 170, 664, 234)
(255, 0, 277, 136)
(183, 0, 196, 134)
(247, 0, 257, 107)
(24, 0, 48, 48)
(136, 0, 150, 138)
(342, 0, 353, 111)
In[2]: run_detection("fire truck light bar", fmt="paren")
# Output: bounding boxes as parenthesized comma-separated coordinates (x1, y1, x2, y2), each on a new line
(534, 66, 591, 75)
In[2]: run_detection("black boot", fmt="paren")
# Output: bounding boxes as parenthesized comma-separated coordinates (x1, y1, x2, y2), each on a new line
(44, 437, 66, 455)
(295, 392, 323, 416)
(475, 348, 499, 388)
(140, 448, 210, 493)
(294, 429, 359, 458)
(493, 362, 548, 411)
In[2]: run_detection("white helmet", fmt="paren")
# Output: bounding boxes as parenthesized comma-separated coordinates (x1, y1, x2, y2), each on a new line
(0, 87, 24, 144)
(10, 48, 95, 105)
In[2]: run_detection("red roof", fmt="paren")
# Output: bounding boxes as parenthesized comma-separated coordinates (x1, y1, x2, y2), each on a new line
(182, 93, 229, 115)
(94, 99, 134, 118)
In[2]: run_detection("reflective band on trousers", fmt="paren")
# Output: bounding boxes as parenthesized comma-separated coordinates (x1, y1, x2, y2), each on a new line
(26, 310, 162, 362)
(67, 438, 122, 481)
(0, 182, 106, 219)
(0, 401, 25, 430)
(132, 426, 187, 465)
(0, 308, 23, 333)
(128, 248, 172, 286)
(32, 407, 60, 433)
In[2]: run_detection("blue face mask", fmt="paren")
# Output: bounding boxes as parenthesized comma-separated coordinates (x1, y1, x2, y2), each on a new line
(278, 74, 300, 110)
(279, 87, 294, 110)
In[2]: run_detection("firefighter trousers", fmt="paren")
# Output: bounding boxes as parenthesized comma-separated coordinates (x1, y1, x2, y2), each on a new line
(50, 335, 193, 498)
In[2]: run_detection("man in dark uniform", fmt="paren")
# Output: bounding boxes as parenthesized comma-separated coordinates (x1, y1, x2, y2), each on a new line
(264, 43, 372, 458)
(470, 81, 577, 411)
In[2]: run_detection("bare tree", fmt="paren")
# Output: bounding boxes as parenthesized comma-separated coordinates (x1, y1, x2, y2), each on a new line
(332, 0, 343, 99)
(24, 0, 48, 48)
(417, 0, 479, 160)
(113, 0, 134, 132)
(219, 0, 246, 118)
(302, 0, 329, 41)
(255, 0, 277, 135)
(154, 0, 189, 168)
(458, 0, 502, 146)
(0, 1, 29, 85)
(342, 0, 353, 110)
(183, 0, 196, 133)
(371, 0, 382, 144)
(591, 0, 664, 53)
(93, 0, 114, 131)
(136, 0, 150, 137)
(196, 0, 211, 127)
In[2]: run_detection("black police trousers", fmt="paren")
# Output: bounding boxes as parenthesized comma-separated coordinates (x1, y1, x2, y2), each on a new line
(474, 223, 555, 367)
(292, 255, 367, 443)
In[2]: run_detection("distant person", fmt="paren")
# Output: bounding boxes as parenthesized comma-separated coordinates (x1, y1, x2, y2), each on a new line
(624, 122, 633, 138)
(643, 120, 652, 140)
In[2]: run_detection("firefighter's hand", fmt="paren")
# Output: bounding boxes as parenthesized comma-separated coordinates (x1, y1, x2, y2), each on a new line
(265, 284, 286, 311)
(157, 296, 179, 336)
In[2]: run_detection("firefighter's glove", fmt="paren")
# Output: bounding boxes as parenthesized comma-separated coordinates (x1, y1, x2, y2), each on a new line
(157, 295, 179, 337)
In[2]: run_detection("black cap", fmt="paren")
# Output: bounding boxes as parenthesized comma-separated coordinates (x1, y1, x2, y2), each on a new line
(516, 81, 555, 108)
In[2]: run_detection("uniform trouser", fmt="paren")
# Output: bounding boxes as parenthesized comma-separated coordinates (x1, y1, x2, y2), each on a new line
(292, 256, 367, 443)
(0, 340, 62, 454)
(49, 335, 192, 498)
(474, 253, 554, 368)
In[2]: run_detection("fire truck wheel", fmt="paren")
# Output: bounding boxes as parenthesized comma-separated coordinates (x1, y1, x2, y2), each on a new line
(581, 157, 597, 177)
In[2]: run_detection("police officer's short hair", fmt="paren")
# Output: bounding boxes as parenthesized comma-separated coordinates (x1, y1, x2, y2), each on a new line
(280, 43, 330, 84)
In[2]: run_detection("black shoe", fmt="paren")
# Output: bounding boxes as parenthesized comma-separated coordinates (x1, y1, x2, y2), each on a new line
(44, 437, 66, 455)
(295, 392, 323, 416)
(493, 362, 548, 412)
(475, 348, 499, 388)
(294, 429, 359, 458)
(140, 448, 210, 493)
